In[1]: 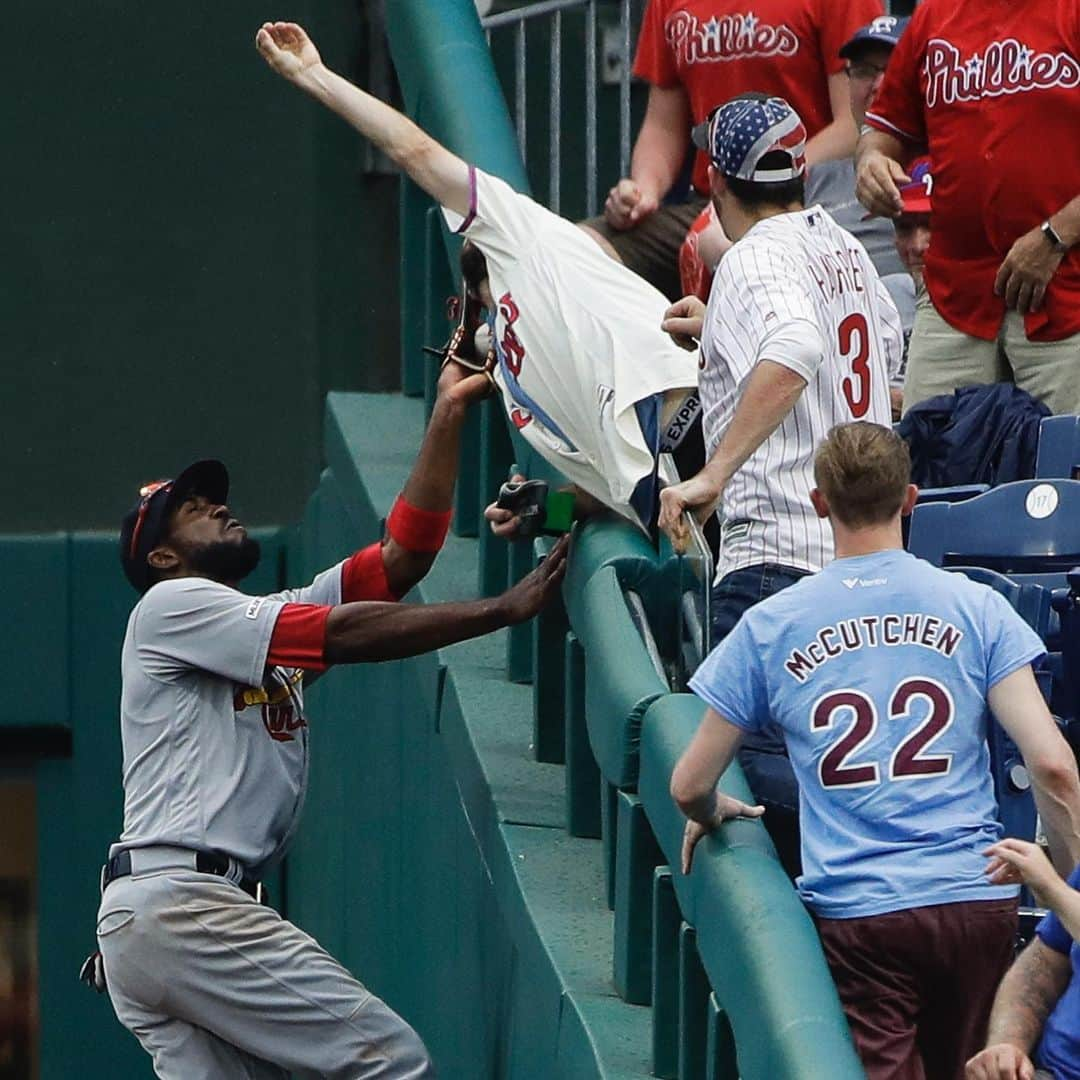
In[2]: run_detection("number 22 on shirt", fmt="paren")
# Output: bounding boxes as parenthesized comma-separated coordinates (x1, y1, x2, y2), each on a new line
(812, 676, 954, 789)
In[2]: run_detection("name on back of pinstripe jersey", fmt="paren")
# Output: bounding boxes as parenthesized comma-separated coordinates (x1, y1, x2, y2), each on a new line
(806, 247, 866, 303)
(784, 613, 965, 684)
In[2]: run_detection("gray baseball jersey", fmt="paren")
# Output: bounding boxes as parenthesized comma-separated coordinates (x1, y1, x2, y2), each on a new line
(700, 206, 900, 580)
(110, 563, 345, 876)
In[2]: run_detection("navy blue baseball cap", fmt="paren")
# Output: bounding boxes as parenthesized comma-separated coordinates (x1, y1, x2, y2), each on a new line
(839, 15, 910, 59)
(691, 94, 807, 183)
(119, 459, 229, 592)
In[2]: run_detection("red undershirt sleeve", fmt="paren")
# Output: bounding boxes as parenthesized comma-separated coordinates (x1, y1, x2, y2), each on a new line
(268, 545, 401, 671)
(341, 542, 401, 603)
(267, 603, 332, 671)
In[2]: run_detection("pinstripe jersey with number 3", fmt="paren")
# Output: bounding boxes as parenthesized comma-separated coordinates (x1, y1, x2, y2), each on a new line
(700, 205, 902, 580)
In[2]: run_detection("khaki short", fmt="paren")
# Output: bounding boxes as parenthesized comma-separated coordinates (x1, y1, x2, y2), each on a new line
(903, 289, 1080, 415)
(580, 194, 709, 301)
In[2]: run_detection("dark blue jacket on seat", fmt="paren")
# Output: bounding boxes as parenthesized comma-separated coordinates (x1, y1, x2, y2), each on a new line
(898, 383, 1051, 488)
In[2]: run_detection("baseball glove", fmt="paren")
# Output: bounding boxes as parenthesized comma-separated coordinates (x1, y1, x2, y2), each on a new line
(424, 287, 497, 387)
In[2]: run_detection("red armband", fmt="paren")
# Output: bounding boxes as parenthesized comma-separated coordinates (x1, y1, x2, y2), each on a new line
(386, 496, 452, 554)
(341, 542, 400, 603)
(267, 603, 332, 671)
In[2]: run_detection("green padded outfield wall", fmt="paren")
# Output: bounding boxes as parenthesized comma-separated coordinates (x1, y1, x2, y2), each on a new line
(2, 1, 397, 534)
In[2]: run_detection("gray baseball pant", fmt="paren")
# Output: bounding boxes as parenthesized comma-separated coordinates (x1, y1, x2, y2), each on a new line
(96, 869, 434, 1079)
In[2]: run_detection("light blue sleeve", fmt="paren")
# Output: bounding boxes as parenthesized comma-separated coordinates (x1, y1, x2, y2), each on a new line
(983, 589, 1047, 690)
(687, 616, 770, 733)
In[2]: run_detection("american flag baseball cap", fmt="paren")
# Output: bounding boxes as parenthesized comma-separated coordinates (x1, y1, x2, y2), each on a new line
(692, 94, 808, 183)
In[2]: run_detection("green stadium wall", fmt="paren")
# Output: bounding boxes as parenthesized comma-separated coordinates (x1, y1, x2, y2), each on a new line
(2, 0, 397, 534)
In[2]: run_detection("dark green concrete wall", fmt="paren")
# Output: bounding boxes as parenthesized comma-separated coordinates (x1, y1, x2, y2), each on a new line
(3, 1, 399, 534)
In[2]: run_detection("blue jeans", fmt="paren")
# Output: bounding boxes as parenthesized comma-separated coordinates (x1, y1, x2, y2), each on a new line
(711, 562, 809, 877)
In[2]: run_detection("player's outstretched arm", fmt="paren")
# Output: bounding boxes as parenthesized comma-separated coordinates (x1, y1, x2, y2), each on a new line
(255, 22, 470, 217)
(670, 708, 763, 873)
(965, 937, 1070, 1080)
(381, 363, 492, 595)
(658, 359, 807, 550)
(324, 536, 568, 664)
(989, 665, 1080, 874)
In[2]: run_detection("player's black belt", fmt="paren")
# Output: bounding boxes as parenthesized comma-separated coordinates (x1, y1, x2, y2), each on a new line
(101, 849, 264, 902)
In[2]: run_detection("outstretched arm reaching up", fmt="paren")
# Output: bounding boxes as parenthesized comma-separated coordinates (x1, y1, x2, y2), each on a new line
(256, 21, 471, 217)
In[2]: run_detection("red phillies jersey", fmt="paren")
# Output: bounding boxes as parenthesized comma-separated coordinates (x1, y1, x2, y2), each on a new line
(866, 0, 1080, 342)
(634, 0, 882, 195)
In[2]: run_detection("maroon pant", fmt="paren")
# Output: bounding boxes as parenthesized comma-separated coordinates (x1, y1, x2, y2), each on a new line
(815, 898, 1018, 1080)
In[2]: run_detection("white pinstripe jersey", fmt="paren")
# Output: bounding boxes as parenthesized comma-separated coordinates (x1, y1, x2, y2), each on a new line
(700, 206, 902, 580)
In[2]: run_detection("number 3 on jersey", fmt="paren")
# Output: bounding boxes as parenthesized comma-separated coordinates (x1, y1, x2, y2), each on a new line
(839, 312, 871, 419)
(811, 677, 955, 790)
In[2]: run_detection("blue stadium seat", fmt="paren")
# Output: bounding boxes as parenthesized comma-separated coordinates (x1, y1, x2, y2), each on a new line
(910, 482, 1080, 716)
(944, 566, 1051, 637)
(944, 567, 1052, 844)
(909, 479, 1080, 844)
(902, 483, 988, 546)
(917, 483, 990, 505)
(908, 479, 1080, 581)
(1035, 414, 1080, 480)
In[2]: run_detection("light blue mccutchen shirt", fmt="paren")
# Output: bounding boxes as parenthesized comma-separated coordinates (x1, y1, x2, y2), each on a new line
(689, 548, 1046, 919)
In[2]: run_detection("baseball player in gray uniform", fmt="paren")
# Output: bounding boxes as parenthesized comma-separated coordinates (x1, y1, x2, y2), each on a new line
(90, 360, 568, 1079)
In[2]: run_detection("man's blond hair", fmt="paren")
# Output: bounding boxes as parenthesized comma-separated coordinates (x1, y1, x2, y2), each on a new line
(814, 422, 911, 528)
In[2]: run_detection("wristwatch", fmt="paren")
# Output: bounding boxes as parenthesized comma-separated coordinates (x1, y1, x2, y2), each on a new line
(1041, 219, 1069, 254)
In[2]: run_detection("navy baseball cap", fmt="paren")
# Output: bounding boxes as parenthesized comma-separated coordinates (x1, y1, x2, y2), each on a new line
(691, 94, 807, 183)
(839, 15, 910, 59)
(119, 459, 229, 592)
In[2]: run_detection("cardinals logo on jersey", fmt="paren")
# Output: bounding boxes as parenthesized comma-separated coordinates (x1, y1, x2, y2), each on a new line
(261, 702, 307, 743)
(233, 669, 307, 743)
